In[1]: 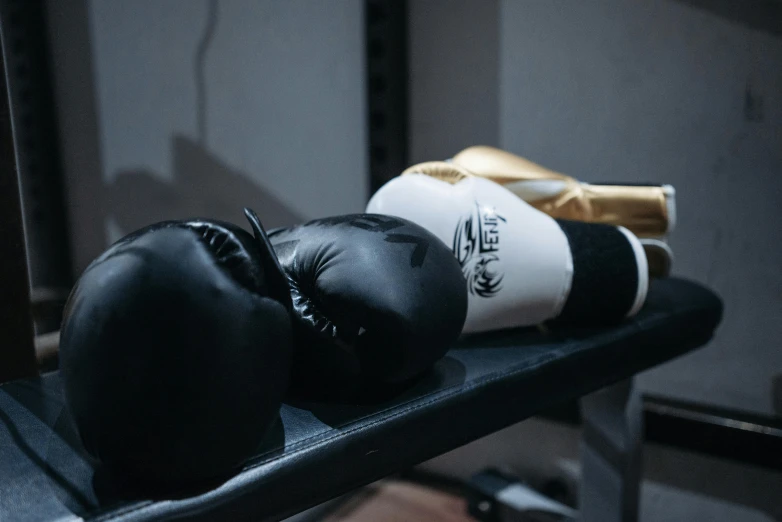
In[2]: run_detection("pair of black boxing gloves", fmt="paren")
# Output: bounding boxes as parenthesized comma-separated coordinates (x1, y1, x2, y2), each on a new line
(60, 209, 468, 488)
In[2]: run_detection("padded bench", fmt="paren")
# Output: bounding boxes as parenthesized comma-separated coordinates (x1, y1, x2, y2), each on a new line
(0, 277, 722, 521)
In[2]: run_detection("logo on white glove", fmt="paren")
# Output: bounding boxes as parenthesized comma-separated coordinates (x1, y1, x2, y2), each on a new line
(452, 202, 506, 298)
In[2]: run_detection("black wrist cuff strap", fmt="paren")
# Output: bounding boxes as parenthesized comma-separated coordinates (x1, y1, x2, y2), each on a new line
(554, 220, 639, 326)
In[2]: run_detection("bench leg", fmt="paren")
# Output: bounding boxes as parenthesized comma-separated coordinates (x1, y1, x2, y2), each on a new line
(579, 379, 643, 522)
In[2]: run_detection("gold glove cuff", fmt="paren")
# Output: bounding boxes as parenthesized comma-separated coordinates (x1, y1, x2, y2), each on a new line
(576, 184, 673, 238)
(452, 146, 674, 238)
(528, 183, 674, 238)
(402, 161, 471, 183)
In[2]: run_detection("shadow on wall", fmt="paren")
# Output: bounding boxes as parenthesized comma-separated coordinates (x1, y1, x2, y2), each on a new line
(54, 0, 307, 274)
(105, 1, 303, 237)
(107, 0, 304, 233)
(106, 135, 304, 235)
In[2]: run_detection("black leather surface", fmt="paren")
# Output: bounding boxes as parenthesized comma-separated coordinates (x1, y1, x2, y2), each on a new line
(59, 221, 292, 486)
(0, 278, 722, 522)
(268, 214, 467, 387)
(555, 220, 638, 324)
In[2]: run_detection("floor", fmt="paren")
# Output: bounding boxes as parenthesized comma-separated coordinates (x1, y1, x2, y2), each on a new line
(286, 417, 781, 521)
(323, 481, 476, 522)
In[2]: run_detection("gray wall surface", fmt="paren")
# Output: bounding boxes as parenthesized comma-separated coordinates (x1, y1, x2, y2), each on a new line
(410, 0, 782, 418)
(499, 0, 782, 417)
(47, 0, 367, 273)
(409, 0, 499, 162)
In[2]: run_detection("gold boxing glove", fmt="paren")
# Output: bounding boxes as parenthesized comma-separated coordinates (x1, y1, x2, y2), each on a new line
(403, 158, 674, 278)
(449, 146, 675, 277)
(451, 146, 675, 237)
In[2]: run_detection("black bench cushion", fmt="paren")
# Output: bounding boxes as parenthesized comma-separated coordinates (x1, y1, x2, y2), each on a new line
(0, 277, 722, 521)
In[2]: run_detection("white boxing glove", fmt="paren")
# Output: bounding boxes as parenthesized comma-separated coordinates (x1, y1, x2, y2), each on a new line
(367, 167, 648, 334)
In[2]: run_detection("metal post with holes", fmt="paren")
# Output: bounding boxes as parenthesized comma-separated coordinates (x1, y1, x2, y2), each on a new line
(0, 1, 73, 337)
(365, 0, 408, 196)
(0, 14, 36, 383)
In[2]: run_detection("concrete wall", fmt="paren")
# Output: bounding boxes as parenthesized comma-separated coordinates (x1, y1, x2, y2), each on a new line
(410, 0, 782, 418)
(47, 0, 367, 273)
(500, 0, 782, 417)
(409, 0, 499, 161)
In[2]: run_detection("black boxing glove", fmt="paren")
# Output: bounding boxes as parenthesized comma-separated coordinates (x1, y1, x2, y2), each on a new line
(246, 210, 467, 390)
(60, 217, 292, 486)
